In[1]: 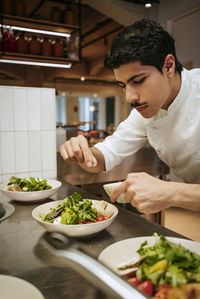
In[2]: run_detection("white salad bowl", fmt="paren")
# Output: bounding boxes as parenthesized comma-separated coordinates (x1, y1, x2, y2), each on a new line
(32, 199, 118, 237)
(0, 179, 62, 203)
(103, 182, 126, 203)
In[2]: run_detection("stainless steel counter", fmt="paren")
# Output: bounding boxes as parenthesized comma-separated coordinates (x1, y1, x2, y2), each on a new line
(0, 181, 184, 299)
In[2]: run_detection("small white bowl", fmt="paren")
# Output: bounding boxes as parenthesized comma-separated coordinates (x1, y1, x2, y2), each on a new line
(0, 179, 62, 203)
(103, 182, 126, 204)
(32, 199, 118, 237)
(0, 275, 44, 299)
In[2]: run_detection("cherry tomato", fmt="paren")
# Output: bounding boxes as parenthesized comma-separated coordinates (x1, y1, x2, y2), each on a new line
(78, 214, 105, 224)
(124, 271, 138, 279)
(157, 283, 171, 291)
(95, 215, 105, 222)
(154, 283, 171, 298)
(127, 277, 140, 287)
(138, 280, 154, 296)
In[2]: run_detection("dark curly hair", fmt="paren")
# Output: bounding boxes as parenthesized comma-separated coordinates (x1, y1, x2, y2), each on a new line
(104, 19, 182, 74)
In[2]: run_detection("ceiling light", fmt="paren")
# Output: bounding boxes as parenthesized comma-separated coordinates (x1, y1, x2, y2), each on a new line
(89, 105, 96, 112)
(145, 2, 152, 7)
(80, 76, 85, 81)
(0, 59, 72, 68)
(1, 25, 71, 38)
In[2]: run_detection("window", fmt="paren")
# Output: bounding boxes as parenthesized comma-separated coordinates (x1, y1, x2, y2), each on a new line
(56, 95, 66, 125)
(78, 96, 107, 131)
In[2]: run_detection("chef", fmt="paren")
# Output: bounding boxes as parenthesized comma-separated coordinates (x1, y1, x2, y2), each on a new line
(60, 19, 200, 214)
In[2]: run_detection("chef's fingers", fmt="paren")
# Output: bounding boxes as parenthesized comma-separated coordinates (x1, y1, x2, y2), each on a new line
(130, 197, 137, 208)
(60, 142, 70, 161)
(60, 135, 85, 163)
(68, 135, 97, 167)
(60, 140, 78, 162)
(69, 136, 86, 163)
(110, 178, 137, 205)
(110, 181, 127, 202)
(60, 135, 97, 167)
(79, 136, 97, 167)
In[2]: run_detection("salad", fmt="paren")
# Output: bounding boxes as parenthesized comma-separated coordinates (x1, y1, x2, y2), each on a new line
(7, 176, 52, 192)
(40, 192, 111, 225)
(118, 233, 200, 298)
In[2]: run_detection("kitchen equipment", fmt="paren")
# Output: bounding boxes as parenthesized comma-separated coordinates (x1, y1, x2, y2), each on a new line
(63, 3, 74, 25)
(53, 39, 64, 57)
(16, 33, 28, 54)
(29, 36, 40, 55)
(41, 38, 52, 56)
(39, 231, 146, 299)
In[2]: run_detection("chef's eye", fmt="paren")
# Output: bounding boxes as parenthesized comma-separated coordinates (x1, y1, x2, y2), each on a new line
(117, 82, 126, 89)
(134, 77, 145, 84)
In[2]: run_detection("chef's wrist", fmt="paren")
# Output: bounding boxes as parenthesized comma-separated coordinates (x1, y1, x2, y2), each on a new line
(169, 182, 200, 211)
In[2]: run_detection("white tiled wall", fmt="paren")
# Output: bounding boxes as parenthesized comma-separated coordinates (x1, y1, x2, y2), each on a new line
(0, 86, 57, 183)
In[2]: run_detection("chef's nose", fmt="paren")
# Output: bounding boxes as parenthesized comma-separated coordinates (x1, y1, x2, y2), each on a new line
(125, 85, 139, 103)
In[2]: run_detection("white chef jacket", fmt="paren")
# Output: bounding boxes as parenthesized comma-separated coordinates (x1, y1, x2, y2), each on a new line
(95, 68, 200, 183)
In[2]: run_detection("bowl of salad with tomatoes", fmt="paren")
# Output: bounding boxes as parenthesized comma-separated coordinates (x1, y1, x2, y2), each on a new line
(32, 192, 118, 237)
(117, 234, 200, 298)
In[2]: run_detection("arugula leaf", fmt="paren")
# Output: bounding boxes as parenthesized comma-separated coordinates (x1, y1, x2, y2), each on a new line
(8, 176, 52, 191)
(41, 192, 98, 225)
(165, 265, 187, 287)
(61, 208, 79, 224)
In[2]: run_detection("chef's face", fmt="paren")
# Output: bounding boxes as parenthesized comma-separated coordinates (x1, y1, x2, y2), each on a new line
(114, 58, 174, 118)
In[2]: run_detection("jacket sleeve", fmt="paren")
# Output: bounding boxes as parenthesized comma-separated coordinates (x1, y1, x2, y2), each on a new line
(94, 109, 147, 172)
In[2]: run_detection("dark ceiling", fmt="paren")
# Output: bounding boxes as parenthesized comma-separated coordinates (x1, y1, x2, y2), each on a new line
(120, 0, 159, 4)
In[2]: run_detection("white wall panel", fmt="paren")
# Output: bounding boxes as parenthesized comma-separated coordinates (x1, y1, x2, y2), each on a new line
(41, 88, 56, 131)
(0, 86, 56, 183)
(0, 87, 14, 131)
(13, 88, 28, 131)
(27, 88, 41, 131)
(15, 131, 29, 173)
(42, 131, 56, 171)
(29, 131, 42, 172)
(1, 132, 15, 174)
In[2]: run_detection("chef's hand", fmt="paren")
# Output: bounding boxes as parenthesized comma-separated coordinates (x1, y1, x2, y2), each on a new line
(60, 135, 97, 166)
(60, 135, 105, 172)
(110, 172, 174, 213)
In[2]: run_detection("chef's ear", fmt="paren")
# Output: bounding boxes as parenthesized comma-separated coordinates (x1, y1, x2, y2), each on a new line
(163, 54, 175, 77)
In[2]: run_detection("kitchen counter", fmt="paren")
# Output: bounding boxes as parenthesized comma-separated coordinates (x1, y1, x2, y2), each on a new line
(0, 181, 185, 299)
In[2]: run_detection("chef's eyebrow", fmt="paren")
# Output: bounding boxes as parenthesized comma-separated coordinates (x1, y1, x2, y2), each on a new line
(116, 73, 146, 87)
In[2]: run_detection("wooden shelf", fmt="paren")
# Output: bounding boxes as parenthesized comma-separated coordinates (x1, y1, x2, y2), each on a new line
(0, 13, 79, 35)
(0, 13, 81, 66)
(0, 52, 79, 65)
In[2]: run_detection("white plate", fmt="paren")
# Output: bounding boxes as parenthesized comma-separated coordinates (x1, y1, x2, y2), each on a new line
(0, 179, 62, 203)
(32, 199, 118, 237)
(103, 182, 126, 203)
(0, 275, 44, 299)
(98, 236, 200, 275)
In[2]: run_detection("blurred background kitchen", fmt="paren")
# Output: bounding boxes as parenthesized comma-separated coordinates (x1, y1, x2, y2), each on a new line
(0, 0, 200, 240)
